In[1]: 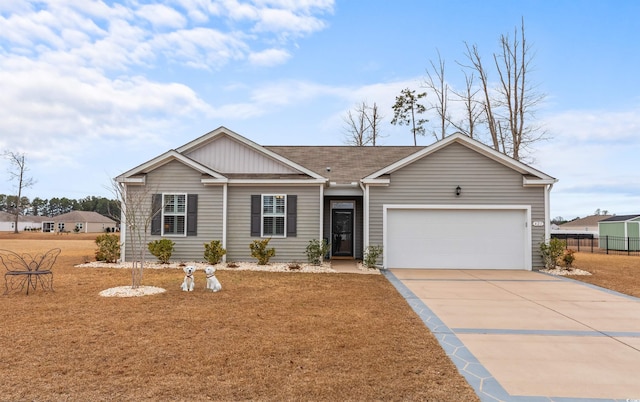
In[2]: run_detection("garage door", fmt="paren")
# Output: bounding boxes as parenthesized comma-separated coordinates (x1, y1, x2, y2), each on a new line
(385, 207, 530, 270)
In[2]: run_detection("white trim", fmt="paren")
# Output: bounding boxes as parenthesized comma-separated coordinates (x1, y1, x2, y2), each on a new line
(261, 194, 287, 238)
(524, 177, 558, 187)
(361, 178, 390, 186)
(117, 150, 227, 182)
(229, 179, 326, 186)
(360, 182, 369, 250)
(382, 204, 532, 270)
(319, 186, 324, 242)
(365, 133, 556, 183)
(222, 183, 228, 263)
(176, 126, 326, 180)
(121, 177, 146, 185)
(162, 193, 188, 237)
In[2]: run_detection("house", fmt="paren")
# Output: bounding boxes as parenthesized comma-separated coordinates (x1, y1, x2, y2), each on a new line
(554, 214, 613, 237)
(0, 211, 47, 231)
(51, 211, 118, 233)
(598, 215, 640, 251)
(116, 127, 557, 270)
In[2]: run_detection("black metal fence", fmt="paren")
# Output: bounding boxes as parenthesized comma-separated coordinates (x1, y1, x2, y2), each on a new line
(551, 233, 640, 256)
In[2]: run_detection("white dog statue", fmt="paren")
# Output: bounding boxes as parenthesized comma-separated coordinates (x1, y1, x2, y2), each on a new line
(181, 265, 196, 292)
(205, 266, 222, 292)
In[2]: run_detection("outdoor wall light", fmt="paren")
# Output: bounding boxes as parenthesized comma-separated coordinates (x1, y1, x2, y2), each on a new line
(455, 185, 462, 197)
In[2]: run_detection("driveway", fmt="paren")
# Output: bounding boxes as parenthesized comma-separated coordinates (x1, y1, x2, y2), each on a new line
(384, 269, 640, 402)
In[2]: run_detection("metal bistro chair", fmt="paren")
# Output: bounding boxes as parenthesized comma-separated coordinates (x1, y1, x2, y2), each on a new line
(1, 248, 61, 295)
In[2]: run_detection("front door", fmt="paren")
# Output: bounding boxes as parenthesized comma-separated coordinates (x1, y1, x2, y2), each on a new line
(332, 209, 353, 257)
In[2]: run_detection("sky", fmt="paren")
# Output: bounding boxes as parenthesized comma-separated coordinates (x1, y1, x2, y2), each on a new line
(0, 0, 638, 220)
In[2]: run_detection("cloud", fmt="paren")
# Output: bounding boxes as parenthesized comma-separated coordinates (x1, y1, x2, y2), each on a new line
(136, 4, 187, 29)
(248, 48, 291, 66)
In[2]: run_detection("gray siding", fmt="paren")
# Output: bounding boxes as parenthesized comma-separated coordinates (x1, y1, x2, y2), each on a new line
(124, 160, 224, 262)
(226, 186, 322, 262)
(185, 135, 298, 174)
(368, 142, 547, 269)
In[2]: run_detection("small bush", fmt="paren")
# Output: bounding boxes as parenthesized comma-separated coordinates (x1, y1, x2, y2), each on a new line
(250, 238, 275, 265)
(148, 238, 175, 264)
(305, 238, 330, 265)
(363, 245, 383, 269)
(540, 237, 566, 269)
(562, 248, 576, 269)
(204, 240, 227, 264)
(95, 234, 120, 263)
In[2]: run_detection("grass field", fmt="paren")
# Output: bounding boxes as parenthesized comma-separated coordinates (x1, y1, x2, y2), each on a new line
(0, 233, 479, 401)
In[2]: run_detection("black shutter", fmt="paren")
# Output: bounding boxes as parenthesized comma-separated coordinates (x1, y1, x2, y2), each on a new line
(250, 195, 261, 237)
(151, 194, 162, 235)
(187, 194, 198, 236)
(287, 195, 297, 237)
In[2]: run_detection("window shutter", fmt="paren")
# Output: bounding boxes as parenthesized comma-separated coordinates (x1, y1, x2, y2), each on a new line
(287, 195, 297, 237)
(187, 194, 198, 236)
(250, 195, 261, 236)
(151, 194, 162, 235)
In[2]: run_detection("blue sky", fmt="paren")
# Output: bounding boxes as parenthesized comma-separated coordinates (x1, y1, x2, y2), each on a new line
(1, 0, 638, 220)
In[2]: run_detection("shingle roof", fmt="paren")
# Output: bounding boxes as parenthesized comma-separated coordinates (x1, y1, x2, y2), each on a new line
(560, 215, 613, 228)
(0, 211, 49, 223)
(600, 214, 640, 222)
(54, 211, 116, 223)
(265, 146, 424, 183)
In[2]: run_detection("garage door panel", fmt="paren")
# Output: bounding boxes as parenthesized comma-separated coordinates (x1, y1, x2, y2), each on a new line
(386, 208, 528, 270)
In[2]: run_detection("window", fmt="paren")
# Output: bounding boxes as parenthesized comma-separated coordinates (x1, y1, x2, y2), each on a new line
(262, 195, 286, 237)
(75, 223, 84, 231)
(151, 194, 197, 237)
(163, 194, 186, 236)
(251, 194, 296, 238)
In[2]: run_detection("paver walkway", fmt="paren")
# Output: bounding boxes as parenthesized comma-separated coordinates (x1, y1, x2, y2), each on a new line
(384, 269, 640, 402)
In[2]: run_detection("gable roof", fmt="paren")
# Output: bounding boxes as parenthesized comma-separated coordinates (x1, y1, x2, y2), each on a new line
(560, 215, 613, 228)
(363, 133, 557, 185)
(600, 214, 640, 222)
(116, 150, 227, 184)
(266, 146, 421, 184)
(54, 211, 116, 223)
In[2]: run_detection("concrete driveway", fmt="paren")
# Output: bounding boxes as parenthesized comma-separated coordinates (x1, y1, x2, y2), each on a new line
(384, 269, 640, 402)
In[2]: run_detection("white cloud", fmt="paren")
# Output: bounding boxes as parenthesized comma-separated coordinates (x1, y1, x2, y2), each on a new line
(136, 4, 187, 29)
(248, 48, 290, 66)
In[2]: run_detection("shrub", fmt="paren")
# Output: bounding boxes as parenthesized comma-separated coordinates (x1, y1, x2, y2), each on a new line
(95, 234, 120, 263)
(540, 237, 566, 269)
(147, 238, 175, 264)
(204, 240, 227, 264)
(363, 245, 383, 269)
(562, 248, 576, 269)
(250, 238, 275, 265)
(305, 238, 330, 265)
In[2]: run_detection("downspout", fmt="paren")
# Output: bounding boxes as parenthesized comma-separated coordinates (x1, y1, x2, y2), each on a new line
(359, 181, 368, 251)
(119, 182, 127, 262)
(545, 183, 554, 241)
(222, 183, 228, 263)
(319, 184, 324, 243)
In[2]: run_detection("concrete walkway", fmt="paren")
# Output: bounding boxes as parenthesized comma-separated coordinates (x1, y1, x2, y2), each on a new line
(384, 269, 640, 402)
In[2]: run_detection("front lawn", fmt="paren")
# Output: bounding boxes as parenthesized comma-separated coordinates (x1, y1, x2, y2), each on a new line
(0, 233, 478, 401)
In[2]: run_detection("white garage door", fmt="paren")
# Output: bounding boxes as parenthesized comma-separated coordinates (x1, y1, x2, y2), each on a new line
(385, 207, 530, 270)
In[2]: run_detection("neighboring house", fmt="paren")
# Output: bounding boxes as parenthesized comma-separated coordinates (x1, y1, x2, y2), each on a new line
(0, 211, 47, 231)
(52, 211, 117, 233)
(554, 214, 613, 237)
(598, 215, 640, 251)
(116, 127, 557, 270)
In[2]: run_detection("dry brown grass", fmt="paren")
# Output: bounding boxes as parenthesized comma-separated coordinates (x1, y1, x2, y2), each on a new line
(569, 251, 640, 298)
(0, 232, 478, 401)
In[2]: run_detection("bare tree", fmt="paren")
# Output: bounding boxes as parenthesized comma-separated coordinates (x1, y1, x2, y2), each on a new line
(461, 18, 545, 161)
(365, 102, 384, 146)
(3, 151, 35, 234)
(343, 101, 385, 146)
(424, 50, 450, 140)
(110, 180, 162, 289)
(449, 71, 483, 139)
(391, 88, 428, 146)
(343, 101, 371, 146)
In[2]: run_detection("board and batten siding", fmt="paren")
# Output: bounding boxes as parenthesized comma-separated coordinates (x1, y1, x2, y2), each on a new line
(368, 142, 547, 269)
(185, 135, 298, 174)
(226, 185, 322, 262)
(124, 160, 224, 262)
